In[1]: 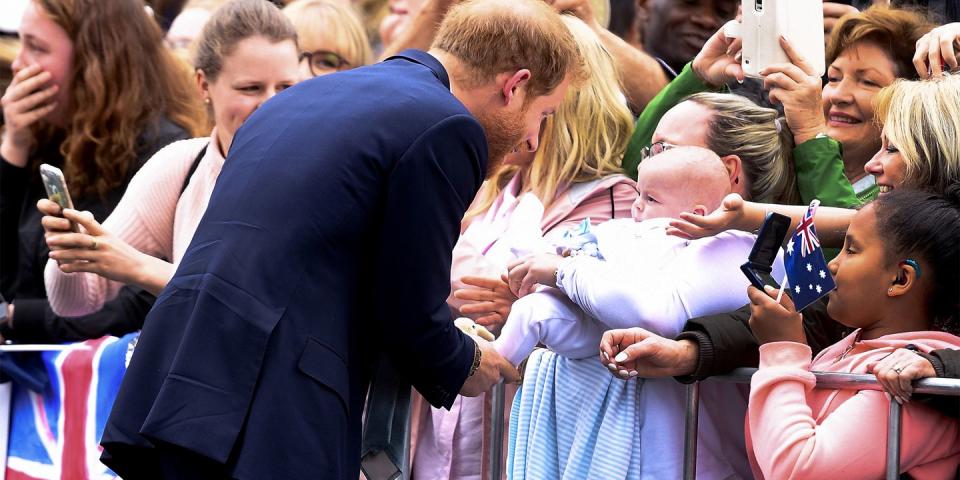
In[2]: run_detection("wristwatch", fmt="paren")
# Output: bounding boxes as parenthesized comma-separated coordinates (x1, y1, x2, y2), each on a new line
(468, 340, 482, 377)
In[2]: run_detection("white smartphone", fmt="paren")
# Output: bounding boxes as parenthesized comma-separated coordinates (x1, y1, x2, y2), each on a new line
(39, 163, 79, 232)
(730, 0, 826, 78)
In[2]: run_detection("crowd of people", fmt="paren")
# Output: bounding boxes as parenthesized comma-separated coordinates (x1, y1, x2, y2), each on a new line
(1, 0, 959, 478)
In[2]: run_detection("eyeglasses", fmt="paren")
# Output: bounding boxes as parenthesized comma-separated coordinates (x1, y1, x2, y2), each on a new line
(639, 140, 678, 162)
(299, 50, 351, 77)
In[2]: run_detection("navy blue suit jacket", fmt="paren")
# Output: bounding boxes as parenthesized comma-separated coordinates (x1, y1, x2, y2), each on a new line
(100, 50, 487, 479)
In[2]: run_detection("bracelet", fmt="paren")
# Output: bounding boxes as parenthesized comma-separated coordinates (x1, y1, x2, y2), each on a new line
(468, 340, 482, 377)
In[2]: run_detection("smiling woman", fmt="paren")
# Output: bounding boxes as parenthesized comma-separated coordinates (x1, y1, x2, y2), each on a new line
(867, 73, 960, 195)
(820, 6, 935, 195)
(34, 0, 301, 338)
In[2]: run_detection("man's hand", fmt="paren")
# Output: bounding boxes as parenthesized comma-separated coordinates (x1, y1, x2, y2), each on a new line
(459, 336, 521, 396)
(453, 275, 517, 334)
(600, 328, 699, 379)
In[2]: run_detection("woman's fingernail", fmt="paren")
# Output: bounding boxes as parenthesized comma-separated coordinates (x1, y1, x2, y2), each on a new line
(618, 370, 629, 377)
(895, 396, 904, 405)
(601, 351, 609, 361)
(629, 370, 639, 377)
(607, 363, 617, 370)
(615, 352, 628, 362)
(884, 392, 893, 402)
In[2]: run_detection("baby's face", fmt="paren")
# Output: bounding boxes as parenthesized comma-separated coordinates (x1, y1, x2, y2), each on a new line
(631, 165, 697, 222)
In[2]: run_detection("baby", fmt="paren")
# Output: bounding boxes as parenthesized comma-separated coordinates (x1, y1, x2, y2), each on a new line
(493, 146, 784, 366)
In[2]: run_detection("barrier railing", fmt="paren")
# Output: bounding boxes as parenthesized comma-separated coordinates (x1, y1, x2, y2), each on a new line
(488, 368, 960, 480)
(683, 368, 960, 480)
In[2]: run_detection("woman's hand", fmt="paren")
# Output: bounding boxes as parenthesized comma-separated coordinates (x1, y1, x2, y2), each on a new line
(600, 327, 699, 379)
(691, 21, 745, 89)
(747, 285, 807, 345)
(506, 254, 564, 298)
(1, 65, 59, 167)
(867, 348, 937, 405)
(760, 36, 827, 145)
(44, 208, 172, 295)
(38, 198, 74, 235)
(913, 22, 960, 78)
(667, 193, 752, 240)
(453, 275, 518, 334)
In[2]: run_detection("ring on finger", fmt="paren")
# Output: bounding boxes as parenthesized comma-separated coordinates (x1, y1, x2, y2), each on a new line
(893, 366, 904, 375)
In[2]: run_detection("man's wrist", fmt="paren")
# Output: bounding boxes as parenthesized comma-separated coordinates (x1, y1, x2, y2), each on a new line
(467, 339, 482, 377)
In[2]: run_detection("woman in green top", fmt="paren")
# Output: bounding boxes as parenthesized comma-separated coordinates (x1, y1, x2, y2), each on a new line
(624, 5, 935, 207)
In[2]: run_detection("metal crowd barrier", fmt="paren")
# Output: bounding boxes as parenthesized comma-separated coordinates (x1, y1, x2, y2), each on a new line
(485, 368, 960, 480)
(683, 368, 960, 480)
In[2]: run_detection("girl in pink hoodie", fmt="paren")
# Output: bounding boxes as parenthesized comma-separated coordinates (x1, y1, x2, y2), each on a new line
(745, 186, 960, 480)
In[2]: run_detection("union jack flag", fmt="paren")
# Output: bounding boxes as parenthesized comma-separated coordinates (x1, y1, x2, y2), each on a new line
(4, 334, 136, 480)
(784, 200, 836, 311)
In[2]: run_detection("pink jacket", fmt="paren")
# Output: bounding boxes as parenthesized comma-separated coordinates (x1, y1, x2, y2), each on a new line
(747, 330, 960, 480)
(410, 172, 636, 479)
(45, 133, 224, 317)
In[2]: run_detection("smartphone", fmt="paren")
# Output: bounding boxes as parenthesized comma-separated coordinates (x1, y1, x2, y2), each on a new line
(740, 212, 791, 290)
(729, 0, 826, 78)
(39, 163, 79, 233)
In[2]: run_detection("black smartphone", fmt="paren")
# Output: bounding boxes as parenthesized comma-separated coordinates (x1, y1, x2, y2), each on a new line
(740, 212, 791, 290)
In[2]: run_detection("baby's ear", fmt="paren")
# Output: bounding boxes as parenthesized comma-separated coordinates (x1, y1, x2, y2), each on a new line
(691, 204, 708, 216)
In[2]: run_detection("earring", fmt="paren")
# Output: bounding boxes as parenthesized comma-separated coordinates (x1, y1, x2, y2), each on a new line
(203, 97, 211, 104)
(888, 287, 894, 295)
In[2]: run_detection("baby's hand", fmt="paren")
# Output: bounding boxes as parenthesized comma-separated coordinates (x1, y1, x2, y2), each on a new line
(506, 254, 564, 297)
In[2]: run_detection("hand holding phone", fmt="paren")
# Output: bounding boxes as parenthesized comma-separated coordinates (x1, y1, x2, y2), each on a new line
(39, 164, 79, 233)
(725, 0, 825, 78)
(741, 212, 791, 290)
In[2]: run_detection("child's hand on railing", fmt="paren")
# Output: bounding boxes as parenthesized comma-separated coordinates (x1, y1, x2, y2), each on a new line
(867, 347, 938, 405)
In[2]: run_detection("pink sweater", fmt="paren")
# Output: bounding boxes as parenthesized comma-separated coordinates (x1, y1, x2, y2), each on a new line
(747, 330, 960, 480)
(45, 132, 225, 317)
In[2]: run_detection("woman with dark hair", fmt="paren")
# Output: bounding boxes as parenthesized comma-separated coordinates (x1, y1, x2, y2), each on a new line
(0, 0, 206, 342)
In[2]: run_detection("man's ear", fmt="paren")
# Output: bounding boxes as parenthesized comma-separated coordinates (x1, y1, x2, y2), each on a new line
(501, 69, 532, 107)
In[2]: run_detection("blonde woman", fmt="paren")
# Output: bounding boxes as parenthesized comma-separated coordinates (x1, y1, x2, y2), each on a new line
(409, 16, 636, 479)
(284, 0, 373, 80)
(867, 73, 960, 195)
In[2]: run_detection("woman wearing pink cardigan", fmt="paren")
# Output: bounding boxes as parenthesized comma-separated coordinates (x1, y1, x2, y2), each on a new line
(38, 0, 301, 317)
(409, 17, 638, 479)
(746, 188, 960, 479)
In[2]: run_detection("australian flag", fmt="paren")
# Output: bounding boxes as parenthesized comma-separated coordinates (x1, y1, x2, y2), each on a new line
(3, 334, 137, 480)
(784, 200, 836, 311)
